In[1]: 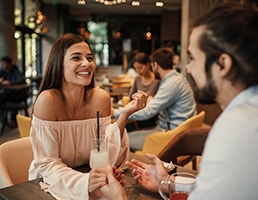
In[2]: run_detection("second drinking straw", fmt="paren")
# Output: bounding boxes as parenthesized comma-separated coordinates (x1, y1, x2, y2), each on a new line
(96, 111, 100, 151)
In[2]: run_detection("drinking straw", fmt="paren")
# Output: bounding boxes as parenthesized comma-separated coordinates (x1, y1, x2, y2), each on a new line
(97, 111, 100, 151)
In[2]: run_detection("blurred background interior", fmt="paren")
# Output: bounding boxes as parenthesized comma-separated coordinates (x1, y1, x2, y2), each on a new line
(2, 0, 255, 142)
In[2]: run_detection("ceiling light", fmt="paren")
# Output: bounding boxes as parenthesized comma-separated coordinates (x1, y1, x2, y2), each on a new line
(156, 1, 164, 7)
(96, 0, 126, 6)
(132, 1, 140, 6)
(145, 31, 152, 40)
(77, 0, 86, 5)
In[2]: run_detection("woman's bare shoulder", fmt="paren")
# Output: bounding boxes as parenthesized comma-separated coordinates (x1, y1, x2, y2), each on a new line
(93, 87, 110, 98)
(33, 89, 64, 120)
(90, 88, 111, 116)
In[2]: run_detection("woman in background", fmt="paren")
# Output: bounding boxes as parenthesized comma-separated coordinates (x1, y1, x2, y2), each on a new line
(126, 52, 160, 131)
(128, 52, 160, 102)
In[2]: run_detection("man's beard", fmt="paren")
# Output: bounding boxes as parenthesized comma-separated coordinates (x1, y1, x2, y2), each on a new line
(196, 78, 217, 104)
(154, 70, 160, 79)
(189, 74, 217, 104)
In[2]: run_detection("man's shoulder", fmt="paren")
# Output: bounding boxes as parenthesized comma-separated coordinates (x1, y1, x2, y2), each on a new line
(162, 72, 191, 91)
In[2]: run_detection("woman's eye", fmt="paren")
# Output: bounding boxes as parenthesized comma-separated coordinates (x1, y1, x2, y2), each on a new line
(187, 56, 193, 64)
(86, 56, 93, 62)
(72, 56, 80, 60)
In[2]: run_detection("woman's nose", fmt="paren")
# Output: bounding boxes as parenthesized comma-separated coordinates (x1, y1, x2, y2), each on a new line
(81, 58, 88, 67)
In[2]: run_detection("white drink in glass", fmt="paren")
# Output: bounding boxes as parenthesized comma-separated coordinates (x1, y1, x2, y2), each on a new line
(89, 135, 109, 169)
(90, 149, 109, 168)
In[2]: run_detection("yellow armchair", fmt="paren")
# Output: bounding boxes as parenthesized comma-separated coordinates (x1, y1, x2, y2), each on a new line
(135, 111, 205, 167)
(16, 114, 32, 138)
(0, 137, 33, 188)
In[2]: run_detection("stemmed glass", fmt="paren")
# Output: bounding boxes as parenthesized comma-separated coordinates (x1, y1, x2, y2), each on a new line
(159, 172, 196, 200)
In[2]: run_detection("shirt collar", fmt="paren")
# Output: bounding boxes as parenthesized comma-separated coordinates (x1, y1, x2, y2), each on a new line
(224, 85, 258, 112)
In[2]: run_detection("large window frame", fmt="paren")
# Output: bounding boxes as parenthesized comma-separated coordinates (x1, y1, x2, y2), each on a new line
(15, 0, 42, 78)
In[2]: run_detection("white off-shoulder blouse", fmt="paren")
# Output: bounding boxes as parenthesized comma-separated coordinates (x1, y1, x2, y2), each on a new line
(29, 115, 130, 200)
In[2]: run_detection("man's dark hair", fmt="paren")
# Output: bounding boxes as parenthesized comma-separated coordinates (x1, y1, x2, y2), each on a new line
(193, 3, 258, 88)
(150, 48, 173, 70)
(1, 56, 12, 63)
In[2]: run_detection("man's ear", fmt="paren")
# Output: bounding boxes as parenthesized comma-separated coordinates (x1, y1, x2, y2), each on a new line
(153, 62, 159, 71)
(218, 53, 233, 77)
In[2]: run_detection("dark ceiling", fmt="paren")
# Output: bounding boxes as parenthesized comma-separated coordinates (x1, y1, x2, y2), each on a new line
(41, 0, 182, 17)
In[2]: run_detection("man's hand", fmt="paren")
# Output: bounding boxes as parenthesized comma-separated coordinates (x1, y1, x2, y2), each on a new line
(125, 153, 168, 193)
(100, 165, 127, 200)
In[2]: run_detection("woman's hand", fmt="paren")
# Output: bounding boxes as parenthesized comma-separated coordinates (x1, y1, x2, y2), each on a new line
(121, 90, 148, 116)
(125, 153, 168, 193)
(116, 90, 148, 137)
(88, 167, 107, 198)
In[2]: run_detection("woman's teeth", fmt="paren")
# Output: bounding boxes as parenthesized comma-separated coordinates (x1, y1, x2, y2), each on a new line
(78, 71, 90, 75)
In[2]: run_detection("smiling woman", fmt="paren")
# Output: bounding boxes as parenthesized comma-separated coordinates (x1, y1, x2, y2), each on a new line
(63, 41, 95, 87)
(28, 33, 148, 200)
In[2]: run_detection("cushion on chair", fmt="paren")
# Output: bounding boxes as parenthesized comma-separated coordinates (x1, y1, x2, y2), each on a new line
(135, 111, 206, 165)
(16, 114, 32, 138)
(0, 137, 33, 188)
(158, 128, 210, 167)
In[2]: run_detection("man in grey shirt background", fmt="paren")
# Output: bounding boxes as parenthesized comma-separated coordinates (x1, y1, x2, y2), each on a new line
(113, 48, 196, 151)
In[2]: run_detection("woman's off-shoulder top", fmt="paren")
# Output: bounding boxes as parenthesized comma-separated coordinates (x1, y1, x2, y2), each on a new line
(29, 115, 130, 200)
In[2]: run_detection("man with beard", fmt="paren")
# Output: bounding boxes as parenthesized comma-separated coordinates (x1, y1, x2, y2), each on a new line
(113, 47, 196, 151)
(122, 3, 258, 200)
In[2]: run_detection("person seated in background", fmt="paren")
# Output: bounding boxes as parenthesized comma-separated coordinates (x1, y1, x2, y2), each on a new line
(0, 56, 25, 86)
(172, 54, 181, 73)
(112, 47, 196, 151)
(125, 3, 258, 200)
(0, 56, 27, 127)
(125, 52, 160, 131)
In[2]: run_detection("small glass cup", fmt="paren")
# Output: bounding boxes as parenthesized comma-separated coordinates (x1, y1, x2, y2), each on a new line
(89, 135, 109, 169)
(159, 172, 196, 200)
(122, 96, 130, 106)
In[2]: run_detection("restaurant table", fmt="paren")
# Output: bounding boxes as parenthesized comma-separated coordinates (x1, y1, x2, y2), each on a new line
(0, 153, 197, 200)
(0, 83, 31, 93)
(101, 76, 133, 97)
(0, 83, 31, 136)
(0, 83, 31, 103)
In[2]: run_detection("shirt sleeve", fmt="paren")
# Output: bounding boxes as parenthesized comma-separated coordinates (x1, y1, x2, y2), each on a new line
(29, 125, 90, 199)
(10, 68, 25, 84)
(105, 122, 130, 168)
(127, 77, 179, 121)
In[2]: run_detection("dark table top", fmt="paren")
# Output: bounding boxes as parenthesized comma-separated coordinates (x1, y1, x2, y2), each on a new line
(0, 83, 30, 90)
(0, 153, 197, 200)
